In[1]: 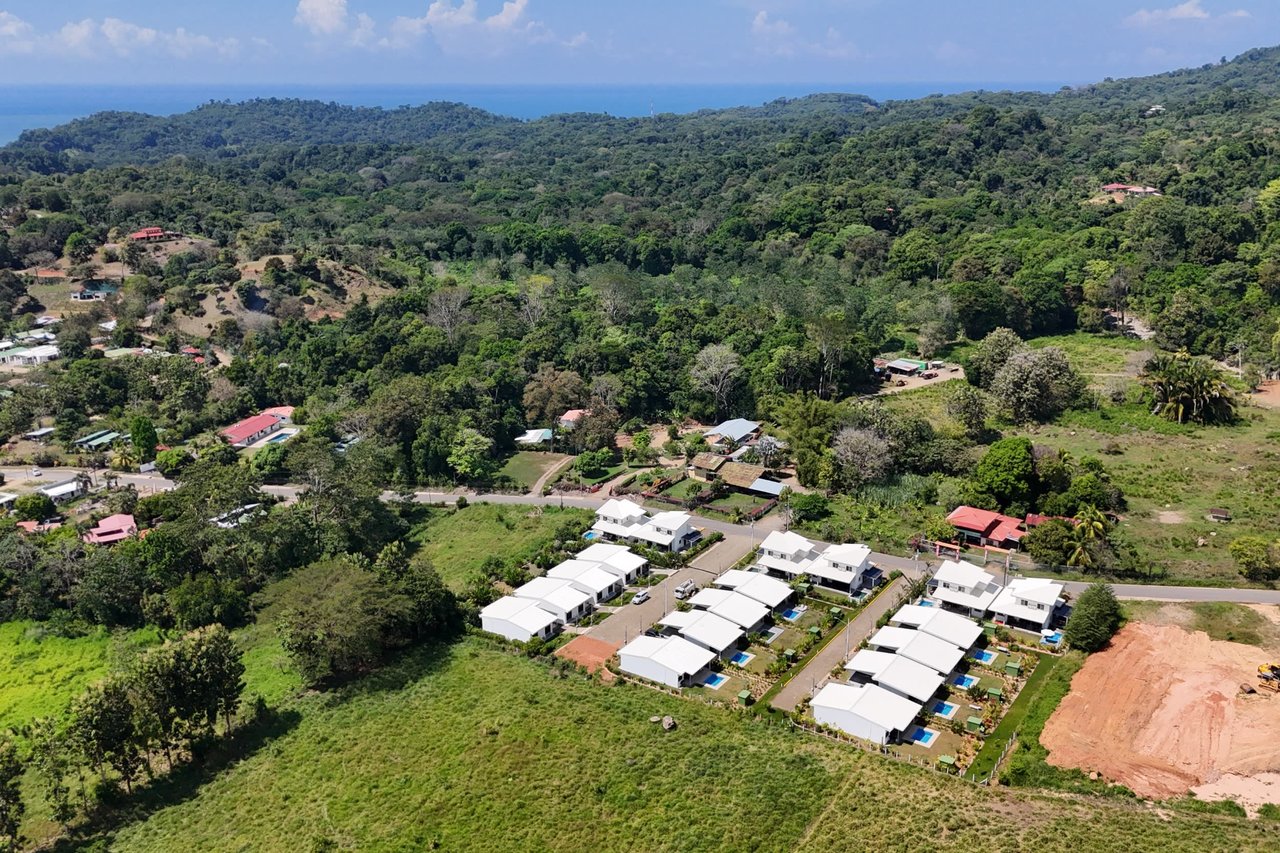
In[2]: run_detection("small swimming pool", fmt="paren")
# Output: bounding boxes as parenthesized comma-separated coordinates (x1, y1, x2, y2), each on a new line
(702, 673, 728, 689)
(1041, 631, 1063, 645)
(781, 606, 805, 622)
(951, 674, 978, 689)
(972, 649, 997, 665)
(906, 726, 938, 747)
(917, 599, 934, 607)
(730, 651, 755, 667)
(931, 700, 958, 719)
(762, 626, 785, 645)
(583, 531, 600, 541)
(265, 431, 293, 444)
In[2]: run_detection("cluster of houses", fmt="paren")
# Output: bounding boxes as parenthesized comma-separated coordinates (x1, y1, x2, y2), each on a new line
(927, 560, 1066, 633)
(617, 568, 797, 688)
(590, 499, 701, 553)
(1100, 182, 1162, 199)
(812, 603, 986, 745)
(687, 418, 787, 499)
(480, 543, 651, 643)
(944, 504, 1084, 553)
(221, 407, 295, 448)
(0, 334, 59, 367)
(756, 530, 880, 596)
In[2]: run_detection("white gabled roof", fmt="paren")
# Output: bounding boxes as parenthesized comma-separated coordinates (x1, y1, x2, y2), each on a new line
(868, 625, 916, 652)
(892, 605, 983, 650)
(822, 543, 871, 570)
(713, 569, 793, 609)
(875, 655, 946, 703)
(547, 560, 620, 595)
(705, 418, 759, 443)
(688, 588, 769, 628)
(481, 596, 561, 633)
(1005, 577, 1065, 607)
(659, 609, 744, 653)
(896, 632, 966, 675)
(39, 480, 81, 498)
(577, 543, 648, 576)
(597, 498, 648, 521)
(933, 559, 995, 590)
(648, 510, 692, 530)
(513, 577, 592, 613)
(618, 635, 716, 676)
(759, 529, 815, 559)
(845, 649, 896, 678)
(812, 682, 921, 732)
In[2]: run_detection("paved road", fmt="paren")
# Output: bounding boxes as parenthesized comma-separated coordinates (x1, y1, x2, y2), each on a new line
(769, 575, 912, 713)
(1061, 581, 1280, 605)
(0, 465, 176, 494)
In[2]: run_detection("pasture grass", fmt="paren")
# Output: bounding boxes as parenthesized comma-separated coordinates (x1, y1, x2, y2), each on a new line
(407, 503, 592, 589)
(497, 451, 569, 490)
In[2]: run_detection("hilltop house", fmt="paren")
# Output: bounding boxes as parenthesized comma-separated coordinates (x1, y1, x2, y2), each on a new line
(83, 513, 138, 546)
(946, 505, 1025, 549)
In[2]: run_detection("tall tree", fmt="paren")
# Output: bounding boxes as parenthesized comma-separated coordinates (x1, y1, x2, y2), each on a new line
(129, 415, 159, 463)
(689, 343, 742, 418)
(0, 739, 22, 853)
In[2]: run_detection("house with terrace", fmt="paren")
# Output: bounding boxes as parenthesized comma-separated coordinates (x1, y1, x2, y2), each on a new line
(811, 681, 922, 746)
(658, 609, 745, 657)
(926, 560, 1002, 618)
(702, 418, 760, 450)
(513, 577, 594, 624)
(890, 604, 984, 652)
(845, 649, 946, 705)
(869, 626, 967, 677)
(687, 588, 769, 632)
(547, 559, 623, 603)
(83, 513, 138, 546)
(712, 569, 794, 611)
(617, 635, 716, 689)
(989, 577, 1066, 632)
(575, 543, 648, 584)
(590, 502, 700, 553)
(757, 530, 821, 570)
(479, 596, 562, 644)
(755, 531, 875, 596)
(946, 505, 1025, 549)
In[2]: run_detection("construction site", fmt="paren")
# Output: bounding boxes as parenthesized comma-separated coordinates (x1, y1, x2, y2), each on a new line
(1041, 613, 1280, 812)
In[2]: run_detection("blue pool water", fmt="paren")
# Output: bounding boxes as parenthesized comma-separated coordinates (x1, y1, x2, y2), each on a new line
(907, 726, 937, 746)
(703, 673, 728, 689)
(918, 599, 934, 607)
(730, 651, 755, 666)
(583, 531, 600, 541)
(973, 649, 996, 664)
(951, 674, 978, 689)
(266, 432, 293, 444)
(931, 701, 958, 719)
(1041, 631, 1063, 645)
(781, 608, 803, 622)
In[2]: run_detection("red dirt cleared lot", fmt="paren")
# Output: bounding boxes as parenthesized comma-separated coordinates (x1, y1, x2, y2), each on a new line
(1042, 623, 1280, 798)
(556, 635, 618, 680)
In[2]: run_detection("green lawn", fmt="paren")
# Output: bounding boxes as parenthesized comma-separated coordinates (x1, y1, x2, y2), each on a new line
(407, 503, 593, 589)
(89, 639, 1277, 853)
(1124, 601, 1279, 647)
(498, 451, 570, 491)
(965, 652, 1058, 781)
(0, 622, 161, 731)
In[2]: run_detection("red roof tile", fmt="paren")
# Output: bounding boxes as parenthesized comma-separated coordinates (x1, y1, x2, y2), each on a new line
(222, 413, 283, 445)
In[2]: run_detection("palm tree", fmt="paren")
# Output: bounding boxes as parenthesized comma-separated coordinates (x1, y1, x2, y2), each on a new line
(1141, 352, 1237, 425)
(1075, 505, 1108, 541)
(1066, 524, 1095, 569)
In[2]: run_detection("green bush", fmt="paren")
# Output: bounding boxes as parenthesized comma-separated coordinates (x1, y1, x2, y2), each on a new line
(1064, 582, 1123, 652)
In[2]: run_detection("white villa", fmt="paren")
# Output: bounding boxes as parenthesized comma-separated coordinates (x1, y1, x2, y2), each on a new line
(755, 530, 873, 595)
(712, 569, 794, 610)
(869, 626, 967, 676)
(811, 682, 922, 746)
(845, 649, 946, 704)
(658, 609, 745, 657)
(927, 560, 1002, 618)
(990, 577, 1065, 631)
(576, 542, 649, 584)
(547, 559, 624, 603)
(891, 604, 984, 651)
(512, 577, 594, 623)
(703, 417, 760, 449)
(590, 500, 700, 553)
(687, 588, 769, 631)
(617, 635, 716, 688)
(480, 596, 562, 644)
(39, 478, 86, 503)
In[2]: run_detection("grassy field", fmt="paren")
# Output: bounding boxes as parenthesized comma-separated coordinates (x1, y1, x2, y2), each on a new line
(0, 622, 161, 731)
(497, 451, 570, 491)
(1124, 601, 1280, 647)
(966, 653, 1059, 781)
(407, 503, 593, 589)
(84, 639, 1277, 852)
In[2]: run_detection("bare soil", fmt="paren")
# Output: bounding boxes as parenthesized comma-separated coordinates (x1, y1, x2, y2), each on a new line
(1042, 622, 1280, 799)
(556, 635, 619, 679)
(1249, 380, 1280, 410)
(1155, 510, 1187, 524)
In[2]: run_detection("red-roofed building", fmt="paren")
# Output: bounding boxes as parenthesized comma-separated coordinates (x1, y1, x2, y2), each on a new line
(946, 505, 1025, 548)
(222, 412, 286, 448)
(260, 406, 295, 420)
(129, 227, 167, 242)
(84, 513, 138, 546)
(35, 268, 65, 279)
(180, 345, 202, 356)
(1024, 513, 1076, 529)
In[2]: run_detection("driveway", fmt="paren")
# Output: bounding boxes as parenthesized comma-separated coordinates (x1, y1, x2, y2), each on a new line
(769, 574, 911, 713)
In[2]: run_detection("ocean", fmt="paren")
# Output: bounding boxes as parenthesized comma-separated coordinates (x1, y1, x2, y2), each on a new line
(0, 82, 1058, 144)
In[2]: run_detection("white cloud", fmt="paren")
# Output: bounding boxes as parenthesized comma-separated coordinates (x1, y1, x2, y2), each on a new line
(383, 0, 564, 54)
(750, 10, 858, 60)
(934, 39, 975, 63)
(751, 10, 794, 40)
(55, 19, 96, 54)
(294, 0, 350, 36)
(37, 17, 237, 59)
(1125, 0, 1249, 27)
(0, 11, 34, 54)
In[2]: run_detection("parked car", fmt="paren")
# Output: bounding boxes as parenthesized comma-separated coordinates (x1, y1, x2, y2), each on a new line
(632, 590, 650, 605)
(674, 580, 696, 600)
(29, 468, 41, 477)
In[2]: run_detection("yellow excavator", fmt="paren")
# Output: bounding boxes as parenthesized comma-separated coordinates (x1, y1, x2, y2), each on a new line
(1259, 663, 1280, 693)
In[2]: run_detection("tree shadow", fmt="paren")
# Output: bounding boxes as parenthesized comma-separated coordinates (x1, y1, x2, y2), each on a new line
(325, 637, 461, 701)
(49, 706, 302, 852)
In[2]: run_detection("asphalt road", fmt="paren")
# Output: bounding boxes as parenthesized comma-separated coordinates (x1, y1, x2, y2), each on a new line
(1061, 580, 1280, 605)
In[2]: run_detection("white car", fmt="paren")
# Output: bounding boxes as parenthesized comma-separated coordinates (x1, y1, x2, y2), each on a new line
(29, 468, 41, 477)
(632, 590, 650, 606)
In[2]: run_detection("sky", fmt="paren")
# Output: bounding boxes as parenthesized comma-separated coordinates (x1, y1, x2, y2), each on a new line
(0, 0, 1274, 87)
